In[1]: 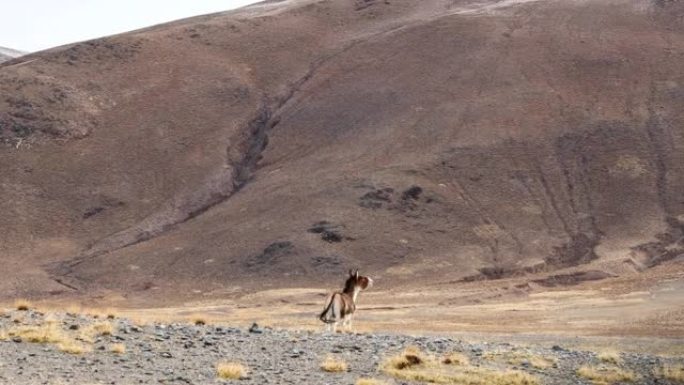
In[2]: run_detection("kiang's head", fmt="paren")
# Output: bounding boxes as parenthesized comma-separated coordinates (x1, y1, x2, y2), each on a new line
(344, 269, 373, 292)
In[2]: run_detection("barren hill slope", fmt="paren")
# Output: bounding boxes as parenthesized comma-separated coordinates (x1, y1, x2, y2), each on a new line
(1, 0, 683, 301)
(0, 47, 24, 63)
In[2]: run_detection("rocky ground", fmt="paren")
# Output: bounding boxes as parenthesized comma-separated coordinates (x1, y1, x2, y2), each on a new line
(0, 308, 682, 385)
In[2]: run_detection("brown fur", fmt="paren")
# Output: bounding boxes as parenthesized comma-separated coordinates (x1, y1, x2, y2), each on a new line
(319, 270, 373, 327)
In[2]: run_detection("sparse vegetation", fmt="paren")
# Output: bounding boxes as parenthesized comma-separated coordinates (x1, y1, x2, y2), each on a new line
(597, 350, 622, 365)
(356, 378, 388, 385)
(189, 314, 207, 325)
(577, 365, 636, 384)
(11, 323, 65, 344)
(78, 320, 115, 343)
(381, 346, 538, 385)
(526, 356, 555, 370)
(65, 304, 83, 315)
(507, 352, 555, 370)
(442, 352, 470, 366)
(92, 321, 114, 336)
(110, 343, 126, 354)
(104, 308, 118, 319)
(481, 349, 554, 370)
(321, 355, 349, 372)
(216, 361, 247, 379)
(14, 299, 31, 311)
(655, 364, 684, 383)
(385, 346, 426, 370)
(57, 340, 90, 355)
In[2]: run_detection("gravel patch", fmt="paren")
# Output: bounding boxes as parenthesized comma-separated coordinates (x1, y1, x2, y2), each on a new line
(0, 310, 681, 384)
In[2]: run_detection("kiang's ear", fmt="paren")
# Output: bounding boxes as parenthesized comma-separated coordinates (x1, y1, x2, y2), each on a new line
(355, 270, 359, 279)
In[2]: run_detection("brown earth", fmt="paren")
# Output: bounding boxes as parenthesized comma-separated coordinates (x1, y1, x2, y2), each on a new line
(0, 0, 683, 333)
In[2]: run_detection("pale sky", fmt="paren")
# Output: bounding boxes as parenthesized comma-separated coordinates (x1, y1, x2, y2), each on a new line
(0, 0, 261, 52)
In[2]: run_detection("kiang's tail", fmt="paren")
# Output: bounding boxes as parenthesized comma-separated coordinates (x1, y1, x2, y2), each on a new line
(319, 293, 338, 324)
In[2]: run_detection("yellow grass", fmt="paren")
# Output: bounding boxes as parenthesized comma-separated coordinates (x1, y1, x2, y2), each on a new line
(507, 352, 555, 370)
(10, 323, 66, 344)
(527, 356, 554, 370)
(0, 329, 8, 341)
(6, 321, 90, 355)
(216, 361, 247, 379)
(481, 349, 555, 370)
(356, 378, 388, 385)
(44, 313, 60, 325)
(385, 346, 427, 370)
(442, 352, 470, 366)
(104, 308, 118, 319)
(381, 346, 538, 385)
(655, 364, 684, 383)
(110, 343, 126, 354)
(383, 365, 538, 385)
(481, 350, 501, 360)
(65, 303, 84, 315)
(93, 321, 114, 335)
(14, 299, 31, 311)
(188, 314, 208, 325)
(577, 365, 636, 385)
(79, 321, 115, 343)
(57, 340, 90, 355)
(321, 356, 349, 372)
(597, 350, 622, 365)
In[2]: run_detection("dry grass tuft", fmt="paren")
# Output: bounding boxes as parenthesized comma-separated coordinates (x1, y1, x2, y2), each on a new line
(93, 321, 114, 335)
(110, 343, 126, 354)
(14, 299, 31, 311)
(103, 308, 118, 319)
(597, 350, 622, 365)
(356, 378, 388, 385)
(506, 352, 555, 370)
(216, 361, 247, 379)
(79, 321, 115, 343)
(321, 355, 349, 372)
(442, 352, 470, 366)
(527, 356, 555, 370)
(577, 365, 636, 385)
(10, 323, 66, 344)
(57, 340, 90, 355)
(381, 346, 538, 385)
(384, 365, 538, 385)
(386, 346, 427, 370)
(65, 303, 83, 315)
(655, 364, 684, 383)
(189, 314, 207, 326)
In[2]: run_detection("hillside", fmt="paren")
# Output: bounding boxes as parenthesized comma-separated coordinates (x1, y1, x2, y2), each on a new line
(0, 46, 24, 63)
(1, 0, 683, 303)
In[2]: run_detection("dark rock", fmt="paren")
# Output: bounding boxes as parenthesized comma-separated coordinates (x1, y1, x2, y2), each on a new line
(321, 230, 343, 243)
(249, 322, 263, 334)
(359, 188, 394, 209)
(401, 185, 423, 200)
